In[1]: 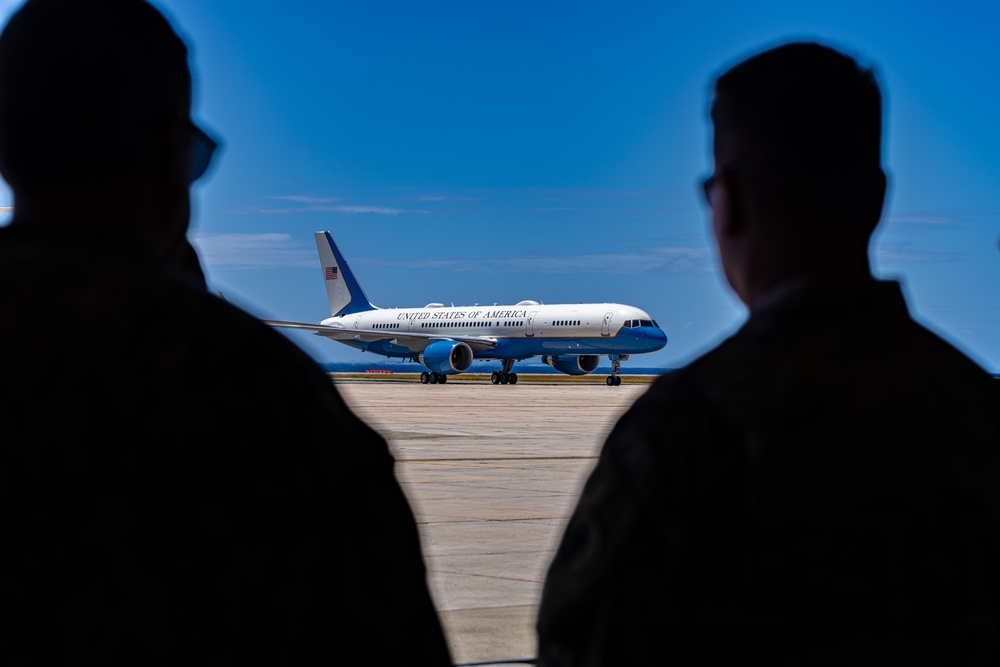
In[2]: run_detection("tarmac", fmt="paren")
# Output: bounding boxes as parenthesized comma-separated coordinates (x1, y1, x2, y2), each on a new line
(333, 374, 654, 666)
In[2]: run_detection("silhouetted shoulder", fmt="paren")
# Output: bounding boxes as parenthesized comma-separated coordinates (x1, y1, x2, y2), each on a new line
(0, 229, 451, 666)
(539, 278, 1000, 665)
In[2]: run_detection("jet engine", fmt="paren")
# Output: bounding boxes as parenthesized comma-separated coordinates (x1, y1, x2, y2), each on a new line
(418, 340, 474, 374)
(542, 354, 600, 376)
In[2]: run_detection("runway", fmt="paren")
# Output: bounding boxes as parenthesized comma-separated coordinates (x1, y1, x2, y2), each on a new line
(334, 377, 652, 665)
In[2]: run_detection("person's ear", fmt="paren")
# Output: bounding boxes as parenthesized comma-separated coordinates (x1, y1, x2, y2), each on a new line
(167, 112, 192, 187)
(714, 166, 748, 239)
(854, 168, 888, 237)
(873, 168, 888, 218)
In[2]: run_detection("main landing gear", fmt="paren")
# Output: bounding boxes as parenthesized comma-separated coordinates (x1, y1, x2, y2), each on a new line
(605, 355, 624, 386)
(419, 371, 448, 384)
(490, 359, 518, 385)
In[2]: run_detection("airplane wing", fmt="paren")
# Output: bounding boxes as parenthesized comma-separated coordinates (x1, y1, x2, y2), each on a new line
(263, 319, 499, 353)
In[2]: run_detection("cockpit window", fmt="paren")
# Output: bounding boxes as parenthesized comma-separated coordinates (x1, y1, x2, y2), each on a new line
(624, 318, 659, 328)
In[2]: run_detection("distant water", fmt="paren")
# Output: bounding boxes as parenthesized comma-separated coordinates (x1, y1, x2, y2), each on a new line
(321, 360, 674, 376)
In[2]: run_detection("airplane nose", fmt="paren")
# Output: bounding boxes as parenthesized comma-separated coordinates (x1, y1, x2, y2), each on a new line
(647, 327, 667, 351)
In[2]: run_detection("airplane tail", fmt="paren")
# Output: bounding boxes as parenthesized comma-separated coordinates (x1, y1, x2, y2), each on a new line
(314, 231, 377, 316)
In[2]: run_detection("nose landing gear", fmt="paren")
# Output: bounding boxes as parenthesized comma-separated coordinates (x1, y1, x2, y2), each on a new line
(606, 355, 625, 386)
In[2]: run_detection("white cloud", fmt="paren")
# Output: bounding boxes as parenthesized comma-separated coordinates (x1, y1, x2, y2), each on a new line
(364, 245, 715, 276)
(266, 195, 342, 204)
(190, 232, 716, 276)
(884, 209, 999, 230)
(873, 242, 964, 264)
(191, 232, 315, 269)
(235, 203, 427, 215)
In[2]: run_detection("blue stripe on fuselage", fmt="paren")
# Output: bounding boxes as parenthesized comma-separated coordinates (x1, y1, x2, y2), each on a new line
(344, 326, 667, 360)
(474, 327, 667, 360)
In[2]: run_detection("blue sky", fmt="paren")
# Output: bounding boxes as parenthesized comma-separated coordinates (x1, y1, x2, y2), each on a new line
(2, 0, 998, 372)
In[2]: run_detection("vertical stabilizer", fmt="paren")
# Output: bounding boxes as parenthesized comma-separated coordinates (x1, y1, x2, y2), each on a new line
(314, 231, 377, 316)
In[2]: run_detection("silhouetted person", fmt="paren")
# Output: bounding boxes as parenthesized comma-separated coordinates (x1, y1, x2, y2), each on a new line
(536, 41, 1000, 665)
(0, 1, 451, 664)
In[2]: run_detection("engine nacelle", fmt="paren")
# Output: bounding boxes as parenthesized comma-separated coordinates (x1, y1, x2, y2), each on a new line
(541, 354, 600, 376)
(418, 340, 474, 374)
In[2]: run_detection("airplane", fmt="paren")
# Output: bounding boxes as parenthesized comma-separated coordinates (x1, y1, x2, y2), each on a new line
(264, 231, 667, 386)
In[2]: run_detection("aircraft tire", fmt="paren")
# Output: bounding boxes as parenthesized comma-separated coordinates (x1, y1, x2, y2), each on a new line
(606, 375, 614, 386)
(500, 372, 509, 385)
(420, 372, 429, 384)
(509, 373, 518, 385)
(614, 375, 622, 386)
(439, 374, 448, 384)
(491, 371, 500, 385)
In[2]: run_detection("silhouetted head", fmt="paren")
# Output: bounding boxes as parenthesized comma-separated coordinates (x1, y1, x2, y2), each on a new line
(0, 0, 214, 258)
(705, 41, 888, 306)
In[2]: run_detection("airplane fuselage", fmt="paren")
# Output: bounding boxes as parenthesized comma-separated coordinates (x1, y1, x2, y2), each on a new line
(320, 300, 665, 360)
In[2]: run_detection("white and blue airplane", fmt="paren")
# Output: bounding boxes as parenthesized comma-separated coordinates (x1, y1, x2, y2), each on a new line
(265, 231, 667, 386)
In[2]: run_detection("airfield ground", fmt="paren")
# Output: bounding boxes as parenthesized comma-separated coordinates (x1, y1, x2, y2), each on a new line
(332, 376, 654, 665)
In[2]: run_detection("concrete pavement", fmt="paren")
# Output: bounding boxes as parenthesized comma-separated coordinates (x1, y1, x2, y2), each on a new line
(334, 377, 651, 665)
